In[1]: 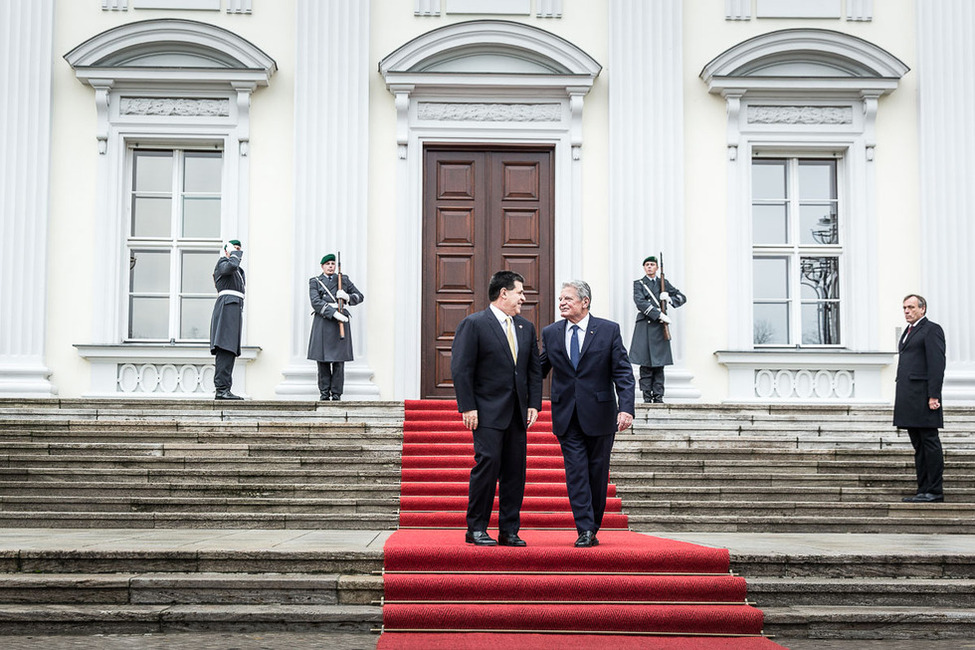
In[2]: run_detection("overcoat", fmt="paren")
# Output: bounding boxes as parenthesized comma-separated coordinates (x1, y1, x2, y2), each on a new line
(893, 317, 946, 429)
(209, 251, 245, 356)
(307, 273, 363, 362)
(540, 316, 635, 438)
(628, 276, 686, 367)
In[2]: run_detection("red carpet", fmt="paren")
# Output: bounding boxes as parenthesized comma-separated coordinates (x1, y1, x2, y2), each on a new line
(378, 400, 784, 649)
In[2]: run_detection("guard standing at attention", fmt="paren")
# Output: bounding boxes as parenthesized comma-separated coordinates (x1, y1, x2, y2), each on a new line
(308, 253, 364, 401)
(210, 239, 245, 400)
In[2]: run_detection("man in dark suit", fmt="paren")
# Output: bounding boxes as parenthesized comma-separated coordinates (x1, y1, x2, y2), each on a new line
(451, 270, 543, 546)
(540, 280, 635, 547)
(210, 240, 245, 400)
(894, 294, 947, 503)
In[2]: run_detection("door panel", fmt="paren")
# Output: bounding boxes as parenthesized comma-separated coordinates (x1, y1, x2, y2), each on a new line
(421, 146, 554, 399)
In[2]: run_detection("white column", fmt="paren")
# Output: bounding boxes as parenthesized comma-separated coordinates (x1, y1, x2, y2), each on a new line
(917, 1, 975, 404)
(276, 0, 380, 399)
(609, 0, 698, 400)
(0, 0, 57, 397)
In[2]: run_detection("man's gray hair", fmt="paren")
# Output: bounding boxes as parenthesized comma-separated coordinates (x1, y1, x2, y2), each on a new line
(903, 293, 927, 310)
(562, 280, 592, 304)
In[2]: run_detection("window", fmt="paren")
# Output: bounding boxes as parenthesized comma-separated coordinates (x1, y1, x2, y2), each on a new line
(752, 157, 840, 347)
(126, 148, 223, 342)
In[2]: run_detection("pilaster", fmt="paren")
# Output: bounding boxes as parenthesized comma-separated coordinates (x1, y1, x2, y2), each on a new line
(277, 0, 379, 399)
(0, 0, 57, 396)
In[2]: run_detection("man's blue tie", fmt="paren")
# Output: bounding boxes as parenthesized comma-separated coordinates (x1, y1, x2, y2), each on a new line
(570, 324, 581, 369)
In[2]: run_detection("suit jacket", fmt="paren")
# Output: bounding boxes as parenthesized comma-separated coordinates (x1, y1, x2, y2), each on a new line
(451, 308, 543, 430)
(209, 251, 245, 355)
(540, 316, 635, 437)
(894, 316, 946, 429)
(629, 276, 686, 367)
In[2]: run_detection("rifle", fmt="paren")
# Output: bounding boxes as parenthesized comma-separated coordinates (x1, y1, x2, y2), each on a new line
(659, 250, 671, 341)
(336, 251, 346, 339)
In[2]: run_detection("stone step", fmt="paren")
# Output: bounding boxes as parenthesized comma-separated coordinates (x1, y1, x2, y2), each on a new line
(623, 501, 975, 517)
(0, 468, 401, 484)
(0, 442, 402, 458)
(0, 603, 382, 635)
(611, 458, 975, 473)
(0, 496, 400, 514)
(0, 572, 382, 606)
(615, 485, 975, 502)
(0, 481, 399, 499)
(0, 512, 398, 530)
(0, 429, 402, 446)
(762, 606, 975, 640)
(628, 515, 974, 534)
(0, 455, 404, 471)
(610, 471, 975, 488)
(748, 577, 975, 608)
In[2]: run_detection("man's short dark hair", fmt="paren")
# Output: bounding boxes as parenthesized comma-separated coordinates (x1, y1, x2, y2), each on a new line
(489, 270, 525, 301)
(903, 294, 927, 310)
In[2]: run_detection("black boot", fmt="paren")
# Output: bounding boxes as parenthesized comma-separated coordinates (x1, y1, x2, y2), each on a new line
(330, 394, 341, 401)
(319, 393, 329, 401)
(215, 389, 243, 400)
(642, 391, 654, 404)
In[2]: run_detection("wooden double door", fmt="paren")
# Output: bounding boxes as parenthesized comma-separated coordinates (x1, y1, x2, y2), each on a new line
(421, 145, 555, 399)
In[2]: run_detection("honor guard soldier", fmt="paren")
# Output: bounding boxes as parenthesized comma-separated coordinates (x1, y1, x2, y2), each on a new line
(629, 255, 686, 403)
(210, 239, 245, 400)
(308, 253, 364, 400)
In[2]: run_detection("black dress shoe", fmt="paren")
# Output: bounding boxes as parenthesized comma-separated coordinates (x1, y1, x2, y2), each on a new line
(498, 532, 527, 547)
(574, 531, 598, 547)
(465, 530, 497, 546)
(902, 494, 920, 502)
(215, 390, 243, 400)
(651, 395, 664, 404)
(319, 394, 330, 401)
(905, 492, 944, 503)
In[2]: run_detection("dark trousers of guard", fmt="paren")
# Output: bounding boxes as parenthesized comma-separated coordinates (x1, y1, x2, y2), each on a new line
(639, 365, 665, 402)
(214, 348, 236, 393)
(317, 361, 345, 400)
(907, 427, 944, 495)
(466, 402, 526, 534)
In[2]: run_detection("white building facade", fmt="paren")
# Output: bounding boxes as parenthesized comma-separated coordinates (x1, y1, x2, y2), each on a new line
(2, 0, 972, 405)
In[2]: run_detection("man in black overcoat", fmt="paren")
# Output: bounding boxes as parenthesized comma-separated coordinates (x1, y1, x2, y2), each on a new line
(894, 294, 947, 503)
(450, 270, 542, 547)
(210, 240, 245, 400)
(629, 255, 686, 403)
(308, 253, 364, 401)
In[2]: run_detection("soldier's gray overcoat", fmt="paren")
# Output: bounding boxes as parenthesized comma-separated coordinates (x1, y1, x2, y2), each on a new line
(209, 251, 245, 356)
(628, 276, 686, 368)
(307, 273, 364, 362)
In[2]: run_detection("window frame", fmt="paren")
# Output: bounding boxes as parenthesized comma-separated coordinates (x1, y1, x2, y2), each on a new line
(751, 153, 845, 349)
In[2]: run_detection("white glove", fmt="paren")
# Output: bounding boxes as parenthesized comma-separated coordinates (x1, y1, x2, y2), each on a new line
(327, 302, 339, 309)
(222, 241, 234, 256)
(336, 289, 350, 301)
(659, 291, 670, 304)
(658, 313, 672, 324)
(333, 312, 349, 323)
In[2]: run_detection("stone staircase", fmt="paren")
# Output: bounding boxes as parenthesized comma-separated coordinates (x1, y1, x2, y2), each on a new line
(0, 398, 973, 641)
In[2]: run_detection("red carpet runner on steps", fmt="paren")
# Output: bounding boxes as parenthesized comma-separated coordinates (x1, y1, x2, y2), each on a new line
(377, 400, 784, 649)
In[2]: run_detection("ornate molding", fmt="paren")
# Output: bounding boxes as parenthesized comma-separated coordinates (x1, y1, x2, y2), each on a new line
(417, 102, 561, 122)
(747, 105, 852, 125)
(118, 362, 215, 395)
(754, 368, 855, 400)
(119, 97, 230, 116)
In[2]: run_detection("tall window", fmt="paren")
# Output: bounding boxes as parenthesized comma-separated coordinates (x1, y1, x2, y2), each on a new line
(752, 157, 841, 347)
(127, 148, 223, 341)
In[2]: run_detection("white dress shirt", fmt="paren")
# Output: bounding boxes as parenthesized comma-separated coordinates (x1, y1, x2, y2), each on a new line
(564, 314, 590, 356)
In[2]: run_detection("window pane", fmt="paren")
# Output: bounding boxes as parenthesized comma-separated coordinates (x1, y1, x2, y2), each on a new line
(800, 204, 838, 245)
(802, 302, 841, 345)
(129, 297, 169, 339)
(180, 297, 213, 340)
(754, 303, 789, 345)
(800, 256, 839, 300)
(753, 204, 789, 245)
(181, 251, 219, 293)
(134, 151, 173, 193)
(798, 160, 836, 200)
(132, 197, 172, 237)
(753, 257, 790, 299)
(184, 153, 222, 193)
(130, 250, 171, 293)
(752, 160, 786, 199)
(182, 198, 221, 238)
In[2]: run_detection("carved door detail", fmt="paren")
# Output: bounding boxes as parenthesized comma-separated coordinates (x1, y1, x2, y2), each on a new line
(421, 146, 554, 399)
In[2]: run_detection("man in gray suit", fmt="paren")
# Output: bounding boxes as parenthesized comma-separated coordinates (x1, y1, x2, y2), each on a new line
(629, 255, 686, 403)
(894, 294, 946, 503)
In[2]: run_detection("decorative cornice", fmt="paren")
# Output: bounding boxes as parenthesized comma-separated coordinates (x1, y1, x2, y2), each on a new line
(417, 102, 561, 122)
(747, 105, 853, 125)
(119, 97, 230, 116)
